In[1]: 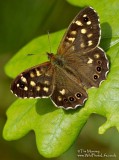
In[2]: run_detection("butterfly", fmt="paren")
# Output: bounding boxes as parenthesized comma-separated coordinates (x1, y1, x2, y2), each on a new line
(11, 7, 109, 110)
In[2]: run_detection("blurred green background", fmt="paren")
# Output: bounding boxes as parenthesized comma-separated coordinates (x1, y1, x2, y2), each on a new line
(0, 0, 119, 160)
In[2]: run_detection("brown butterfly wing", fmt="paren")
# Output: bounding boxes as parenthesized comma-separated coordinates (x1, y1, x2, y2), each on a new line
(51, 67, 88, 109)
(57, 7, 100, 55)
(11, 62, 55, 98)
(50, 7, 109, 109)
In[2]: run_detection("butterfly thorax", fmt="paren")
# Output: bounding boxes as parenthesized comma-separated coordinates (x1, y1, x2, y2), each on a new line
(47, 52, 64, 67)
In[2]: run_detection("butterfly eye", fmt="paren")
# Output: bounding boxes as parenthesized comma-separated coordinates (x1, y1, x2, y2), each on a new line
(18, 81, 25, 89)
(97, 60, 102, 65)
(94, 74, 99, 80)
(83, 17, 89, 22)
(63, 98, 68, 102)
(69, 96, 75, 102)
(75, 92, 82, 99)
(97, 66, 101, 72)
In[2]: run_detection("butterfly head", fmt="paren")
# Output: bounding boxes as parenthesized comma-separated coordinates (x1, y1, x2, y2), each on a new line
(47, 52, 64, 67)
(47, 52, 54, 60)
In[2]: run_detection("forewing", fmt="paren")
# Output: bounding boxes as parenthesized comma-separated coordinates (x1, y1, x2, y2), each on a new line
(11, 62, 54, 98)
(58, 7, 100, 54)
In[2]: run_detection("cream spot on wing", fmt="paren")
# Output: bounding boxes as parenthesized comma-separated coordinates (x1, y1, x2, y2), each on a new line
(17, 84, 20, 87)
(88, 40, 93, 46)
(21, 76, 27, 83)
(67, 37, 75, 42)
(87, 33, 93, 38)
(30, 81, 36, 86)
(44, 80, 50, 85)
(24, 97, 27, 99)
(70, 46, 75, 51)
(75, 20, 83, 26)
(58, 96, 62, 101)
(14, 93, 18, 97)
(59, 89, 65, 95)
(30, 72, 35, 78)
(83, 14, 87, 17)
(70, 30, 77, 35)
(81, 28, 87, 34)
(80, 43, 85, 48)
(87, 21, 91, 25)
(36, 86, 40, 91)
(45, 72, 51, 76)
(43, 87, 49, 92)
(35, 69, 41, 76)
(24, 86, 28, 91)
(94, 53, 100, 59)
(87, 58, 93, 64)
(29, 97, 33, 99)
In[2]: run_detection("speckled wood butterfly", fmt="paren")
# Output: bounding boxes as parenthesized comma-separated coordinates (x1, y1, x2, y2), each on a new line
(11, 7, 109, 110)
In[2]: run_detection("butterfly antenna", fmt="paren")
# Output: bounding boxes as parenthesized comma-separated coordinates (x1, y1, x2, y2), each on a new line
(47, 31, 52, 54)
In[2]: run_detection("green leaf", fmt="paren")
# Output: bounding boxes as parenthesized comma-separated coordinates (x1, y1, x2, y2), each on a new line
(3, 98, 88, 157)
(3, 0, 119, 158)
(5, 30, 65, 78)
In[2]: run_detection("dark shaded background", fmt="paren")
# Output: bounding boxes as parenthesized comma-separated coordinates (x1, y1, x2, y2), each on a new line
(0, 0, 119, 160)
